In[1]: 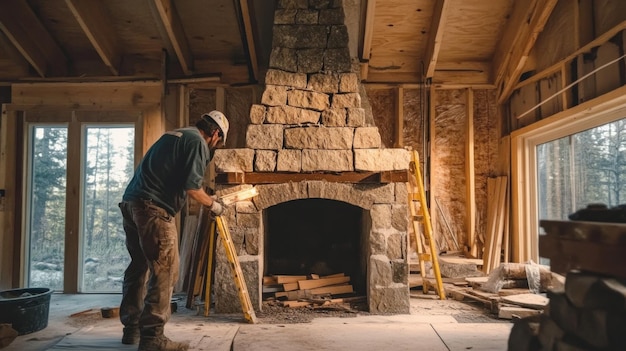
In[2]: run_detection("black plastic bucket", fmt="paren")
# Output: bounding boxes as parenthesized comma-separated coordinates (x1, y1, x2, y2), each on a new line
(0, 287, 53, 335)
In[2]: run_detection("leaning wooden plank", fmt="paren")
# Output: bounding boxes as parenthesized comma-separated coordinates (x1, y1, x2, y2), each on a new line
(219, 186, 258, 205)
(498, 305, 542, 319)
(501, 293, 549, 310)
(276, 275, 308, 284)
(298, 276, 350, 290)
(308, 284, 354, 296)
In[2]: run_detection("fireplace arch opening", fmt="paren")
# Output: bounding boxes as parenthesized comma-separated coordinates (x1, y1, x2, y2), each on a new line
(264, 198, 369, 294)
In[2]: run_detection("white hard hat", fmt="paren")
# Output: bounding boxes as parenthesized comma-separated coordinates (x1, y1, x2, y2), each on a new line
(202, 110, 229, 145)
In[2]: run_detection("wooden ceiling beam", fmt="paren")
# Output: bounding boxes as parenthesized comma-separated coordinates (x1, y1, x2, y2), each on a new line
(0, 0, 67, 77)
(237, 0, 259, 82)
(492, 0, 558, 104)
(65, 0, 121, 76)
(359, 0, 377, 80)
(423, 0, 450, 79)
(150, 0, 193, 76)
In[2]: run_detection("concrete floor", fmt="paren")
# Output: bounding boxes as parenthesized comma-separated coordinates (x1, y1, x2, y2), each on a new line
(4, 293, 513, 351)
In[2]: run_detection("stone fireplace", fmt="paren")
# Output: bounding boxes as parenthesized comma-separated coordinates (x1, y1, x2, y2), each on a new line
(211, 0, 411, 314)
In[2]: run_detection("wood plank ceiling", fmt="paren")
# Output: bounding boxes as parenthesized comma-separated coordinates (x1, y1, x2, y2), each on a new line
(0, 0, 558, 98)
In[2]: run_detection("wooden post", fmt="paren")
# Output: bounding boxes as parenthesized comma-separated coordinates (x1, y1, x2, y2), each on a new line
(394, 86, 404, 147)
(465, 88, 476, 254)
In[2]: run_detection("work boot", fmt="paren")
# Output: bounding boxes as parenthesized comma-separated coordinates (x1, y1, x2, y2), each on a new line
(138, 335, 189, 351)
(121, 326, 140, 345)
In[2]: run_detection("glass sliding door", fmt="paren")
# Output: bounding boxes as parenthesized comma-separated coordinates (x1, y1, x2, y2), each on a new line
(81, 125, 135, 292)
(26, 125, 68, 290)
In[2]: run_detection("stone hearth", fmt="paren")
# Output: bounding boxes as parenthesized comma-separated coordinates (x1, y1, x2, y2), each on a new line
(211, 0, 411, 314)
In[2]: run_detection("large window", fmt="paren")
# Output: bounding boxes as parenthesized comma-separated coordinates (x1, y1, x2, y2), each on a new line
(511, 92, 626, 263)
(537, 120, 626, 221)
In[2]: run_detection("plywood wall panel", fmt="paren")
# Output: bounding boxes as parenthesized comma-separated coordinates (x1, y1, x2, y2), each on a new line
(402, 88, 425, 154)
(366, 88, 395, 148)
(226, 87, 253, 149)
(432, 89, 467, 249)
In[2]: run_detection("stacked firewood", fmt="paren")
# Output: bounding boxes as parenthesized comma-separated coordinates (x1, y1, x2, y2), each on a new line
(262, 273, 363, 308)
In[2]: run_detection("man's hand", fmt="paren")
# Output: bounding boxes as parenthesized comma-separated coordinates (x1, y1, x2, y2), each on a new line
(209, 195, 225, 216)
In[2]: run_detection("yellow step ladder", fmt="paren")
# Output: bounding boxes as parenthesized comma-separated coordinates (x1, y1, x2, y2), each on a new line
(407, 150, 446, 299)
(204, 215, 257, 323)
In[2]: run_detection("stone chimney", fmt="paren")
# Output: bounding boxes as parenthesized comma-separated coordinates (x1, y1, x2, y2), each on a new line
(212, 0, 411, 315)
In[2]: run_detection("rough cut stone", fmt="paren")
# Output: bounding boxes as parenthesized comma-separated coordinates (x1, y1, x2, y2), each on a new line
(347, 107, 366, 126)
(369, 284, 410, 314)
(237, 213, 261, 228)
(267, 105, 320, 125)
(353, 127, 382, 148)
(253, 182, 309, 210)
(355, 183, 395, 204)
(354, 148, 411, 171)
(339, 73, 359, 93)
(371, 204, 392, 230)
(277, 0, 308, 10)
(301, 149, 353, 172)
(235, 200, 257, 214)
(213, 148, 255, 172)
(269, 47, 298, 72)
(284, 126, 353, 149)
(310, 0, 331, 9)
(391, 259, 409, 284)
(370, 230, 386, 255)
(387, 233, 404, 260)
(287, 89, 330, 111)
(254, 150, 277, 172)
(391, 204, 409, 232)
(306, 181, 374, 209)
(273, 25, 328, 49)
(324, 48, 351, 72)
(249, 104, 266, 124)
(319, 8, 345, 24)
(328, 25, 349, 48)
(261, 85, 287, 106)
(297, 48, 324, 73)
(296, 10, 319, 24)
(246, 124, 284, 150)
(307, 73, 339, 93)
(370, 255, 393, 286)
(274, 9, 297, 24)
(277, 149, 302, 172)
(321, 108, 346, 126)
(265, 69, 307, 89)
(333, 93, 361, 108)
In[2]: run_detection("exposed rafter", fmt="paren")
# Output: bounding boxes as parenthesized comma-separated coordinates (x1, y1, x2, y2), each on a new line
(0, 0, 67, 77)
(423, 0, 450, 79)
(65, 0, 121, 76)
(149, 0, 193, 76)
(492, 0, 558, 103)
(359, 0, 376, 80)
(237, 0, 259, 82)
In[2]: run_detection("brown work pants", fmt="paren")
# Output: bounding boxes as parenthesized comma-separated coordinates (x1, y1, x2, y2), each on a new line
(118, 200, 179, 336)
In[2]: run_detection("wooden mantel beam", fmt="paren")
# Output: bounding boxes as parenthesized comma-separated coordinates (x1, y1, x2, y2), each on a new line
(215, 171, 408, 185)
(423, 0, 450, 78)
(0, 0, 67, 77)
(65, 0, 121, 76)
(492, 0, 558, 104)
(150, 0, 193, 76)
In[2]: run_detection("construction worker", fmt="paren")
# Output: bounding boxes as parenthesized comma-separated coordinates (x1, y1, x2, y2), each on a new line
(118, 111, 229, 351)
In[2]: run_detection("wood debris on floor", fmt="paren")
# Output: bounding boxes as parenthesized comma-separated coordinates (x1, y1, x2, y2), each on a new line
(444, 262, 563, 320)
(262, 273, 364, 310)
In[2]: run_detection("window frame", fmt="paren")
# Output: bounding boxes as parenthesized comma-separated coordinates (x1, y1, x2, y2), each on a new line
(510, 87, 626, 263)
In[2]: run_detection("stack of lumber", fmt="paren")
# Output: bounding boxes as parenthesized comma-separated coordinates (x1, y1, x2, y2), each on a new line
(263, 273, 361, 308)
(481, 176, 509, 274)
